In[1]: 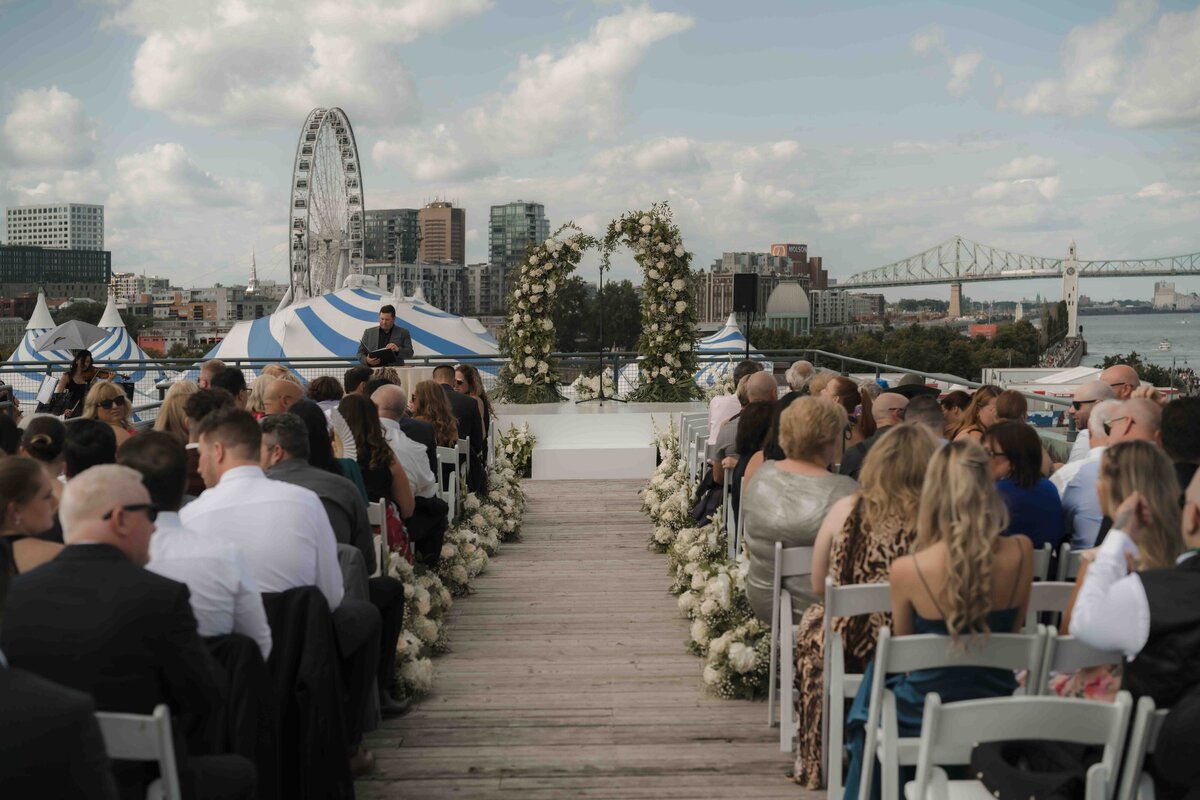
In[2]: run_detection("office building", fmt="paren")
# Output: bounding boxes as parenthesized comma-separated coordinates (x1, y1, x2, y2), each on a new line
(810, 289, 850, 326)
(417, 201, 465, 265)
(489, 201, 550, 272)
(362, 262, 466, 316)
(466, 262, 509, 317)
(112, 272, 171, 304)
(364, 209, 420, 264)
(0, 244, 112, 302)
(849, 293, 885, 319)
(5, 203, 104, 250)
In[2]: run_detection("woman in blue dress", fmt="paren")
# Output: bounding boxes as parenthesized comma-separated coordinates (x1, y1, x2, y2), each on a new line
(842, 440, 1034, 800)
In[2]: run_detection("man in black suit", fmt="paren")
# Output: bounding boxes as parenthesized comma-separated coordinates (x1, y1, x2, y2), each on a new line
(357, 305, 413, 367)
(0, 544, 119, 799)
(1, 465, 255, 800)
(433, 364, 486, 495)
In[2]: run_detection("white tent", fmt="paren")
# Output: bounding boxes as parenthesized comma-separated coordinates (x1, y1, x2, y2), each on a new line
(0, 291, 71, 404)
(89, 294, 172, 406)
(693, 313, 772, 389)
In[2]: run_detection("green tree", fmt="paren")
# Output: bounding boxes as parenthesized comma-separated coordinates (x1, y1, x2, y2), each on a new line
(166, 343, 208, 360)
(550, 276, 590, 351)
(590, 279, 641, 351)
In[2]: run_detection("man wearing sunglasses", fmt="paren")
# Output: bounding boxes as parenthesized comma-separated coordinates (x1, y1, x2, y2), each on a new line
(1099, 363, 1140, 402)
(1066, 380, 1116, 464)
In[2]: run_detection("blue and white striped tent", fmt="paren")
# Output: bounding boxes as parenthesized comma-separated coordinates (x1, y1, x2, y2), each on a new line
(0, 291, 72, 404)
(694, 313, 772, 389)
(89, 295, 172, 406)
(198, 285, 498, 368)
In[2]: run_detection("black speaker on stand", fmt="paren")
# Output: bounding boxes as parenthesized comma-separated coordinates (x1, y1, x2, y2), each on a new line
(732, 273, 759, 360)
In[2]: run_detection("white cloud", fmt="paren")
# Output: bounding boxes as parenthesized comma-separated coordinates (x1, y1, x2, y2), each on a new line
(2, 87, 97, 167)
(910, 26, 983, 97)
(590, 136, 708, 174)
(6, 169, 108, 206)
(947, 50, 983, 96)
(373, 4, 694, 180)
(973, 176, 1061, 203)
(109, 0, 491, 127)
(987, 155, 1059, 180)
(910, 26, 945, 56)
(112, 143, 263, 209)
(1109, 6, 1200, 127)
(1135, 181, 1191, 200)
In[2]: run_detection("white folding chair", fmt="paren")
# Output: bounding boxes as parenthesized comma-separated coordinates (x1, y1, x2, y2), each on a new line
(823, 578, 893, 797)
(1032, 543, 1054, 581)
(733, 475, 747, 559)
(769, 541, 814, 731)
(366, 498, 387, 578)
(436, 445, 459, 519)
(692, 431, 707, 485)
(96, 704, 183, 800)
(456, 437, 471, 483)
(1118, 697, 1168, 800)
(1037, 626, 1123, 695)
(1058, 543, 1086, 582)
(1023, 581, 1076, 633)
(722, 469, 735, 557)
(860, 626, 1048, 800)
(907, 691, 1132, 800)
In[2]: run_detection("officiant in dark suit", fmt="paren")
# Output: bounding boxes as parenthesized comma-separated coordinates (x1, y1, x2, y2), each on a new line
(357, 305, 413, 367)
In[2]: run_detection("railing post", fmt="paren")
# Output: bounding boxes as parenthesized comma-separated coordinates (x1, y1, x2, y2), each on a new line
(1066, 412, 1077, 443)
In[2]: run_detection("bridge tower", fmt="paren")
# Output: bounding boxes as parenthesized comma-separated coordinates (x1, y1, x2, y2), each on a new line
(1062, 241, 1079, 338)
(948, 282, 963, 318)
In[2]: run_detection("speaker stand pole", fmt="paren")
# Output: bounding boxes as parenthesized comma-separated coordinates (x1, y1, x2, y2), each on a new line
(578, 260, 626, 406)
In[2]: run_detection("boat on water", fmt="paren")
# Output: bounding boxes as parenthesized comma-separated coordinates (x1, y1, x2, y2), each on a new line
(1159, 338, 1172, 351)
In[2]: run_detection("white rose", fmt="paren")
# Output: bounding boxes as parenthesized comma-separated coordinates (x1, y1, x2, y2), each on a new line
(699, 598, 717, 615)
(524, 346, 532, 354)
(709, 632, 732, 656)
(728, 641, 757, 673)
(647, 269, 660, 280)
(671, 278, 686, 291)
(675, 245, 685, 257)
(531, 284, 543, 294)
(678, 343, 689, 352)
(641, 224, 652, 233)
(702, 665, 721, 685)
(675, 301, 688, 313)
(529, 255, 539, 265)
(546, 280, 556, 293)
(540, 318, 553, 330)
(440, 543, 456, 559)
(524, 356, 536, 369)
(523, 314, 531, 323)
(537, 361, 549, 374)
(690, 619, 709, 645)
(639, 216, 651, 225)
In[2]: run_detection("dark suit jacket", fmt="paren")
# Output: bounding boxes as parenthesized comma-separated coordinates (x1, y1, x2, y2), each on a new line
(267, 457, 375, 574)
(441, 383, 486, 494)
(837, 426, 892, 482)
(0, 666, 119, 800)
(399, 415, 438, 472)
(356, 325, 413, 366)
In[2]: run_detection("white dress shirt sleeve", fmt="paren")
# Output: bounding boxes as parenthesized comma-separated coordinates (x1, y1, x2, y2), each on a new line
(231, 553, 273, 661)
(1067, 430, 1090, 464)
(1069, 528, 1151, 659)
(309, 495, 345, 610)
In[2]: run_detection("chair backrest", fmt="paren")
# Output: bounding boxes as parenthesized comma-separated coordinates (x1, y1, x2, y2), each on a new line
(826, 577, 893, 620)
(910, 692, 1132, 800)
(436, 446, 457, 491)
(1032, 543, 1054, 581)
(456, 437, 470, 479)
(366, 498, 385, 528)
(1038, 627, 1123, 695)
(1058, 542, 1085, 582)
(1117, 698, 1168, 800)
(96, 704, 183, 800)
(1023, 581, 1076, 632)
(875, 625, 1045, 677)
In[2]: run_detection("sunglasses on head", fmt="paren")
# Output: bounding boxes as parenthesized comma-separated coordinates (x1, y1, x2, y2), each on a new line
(102, 503, 159, 522)
(98, 396, 127, 410)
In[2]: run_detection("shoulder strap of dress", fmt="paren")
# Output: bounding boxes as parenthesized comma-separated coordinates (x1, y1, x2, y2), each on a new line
(912, 554, 948, 620)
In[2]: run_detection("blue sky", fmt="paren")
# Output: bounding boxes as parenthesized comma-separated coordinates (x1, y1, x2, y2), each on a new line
(0, 0, 1197, 302)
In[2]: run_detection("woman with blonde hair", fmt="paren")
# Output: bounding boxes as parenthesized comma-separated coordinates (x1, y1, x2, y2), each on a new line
(843, 440, 1033, 800)
(246, 374, 275, 418)
(82, 380, 135, 448)
(410, 380, 459, 448)
(741, 397, 857, 622)
(950, 384, 1001, 442)
(791, 423, 938, 787)
(153, 380, 198, 445)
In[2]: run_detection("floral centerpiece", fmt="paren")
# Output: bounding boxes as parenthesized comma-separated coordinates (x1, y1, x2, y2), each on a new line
(704, 355, 737, 401)
(602, 203, 701, 402)
(571, 370, 618, 401)
(497, 223, 597, 403)
(497, 422, 536, 476)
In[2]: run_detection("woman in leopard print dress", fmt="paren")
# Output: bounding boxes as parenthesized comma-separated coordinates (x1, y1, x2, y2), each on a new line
(791, 423, 938, 788)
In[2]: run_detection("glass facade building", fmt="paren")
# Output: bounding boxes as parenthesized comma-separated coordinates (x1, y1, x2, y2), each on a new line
(489, 201, 549, 271)
(364, 209, 420, 264)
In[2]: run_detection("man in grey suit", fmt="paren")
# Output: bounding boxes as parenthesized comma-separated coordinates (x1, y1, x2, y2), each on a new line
(357, 305, 413, 367)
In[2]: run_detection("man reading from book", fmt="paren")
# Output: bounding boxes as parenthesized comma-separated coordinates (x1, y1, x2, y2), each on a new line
(357, 305, 414, 367)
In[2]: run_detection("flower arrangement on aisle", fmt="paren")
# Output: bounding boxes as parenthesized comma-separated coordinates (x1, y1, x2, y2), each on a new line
(602, 203, 701, 402)
(704, 356, 737, 401)
(387, 441, 530, 700)
(497, 422, 536, 476)
(497, 223, 598, 403)
(571, 370, 619, 401)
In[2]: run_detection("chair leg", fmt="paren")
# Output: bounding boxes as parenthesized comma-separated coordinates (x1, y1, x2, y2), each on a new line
(780, 618, 795, 752)
(768, 600, 779, 727)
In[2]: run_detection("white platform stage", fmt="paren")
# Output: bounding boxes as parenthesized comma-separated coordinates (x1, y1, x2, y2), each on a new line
(494, 401, 706, 480)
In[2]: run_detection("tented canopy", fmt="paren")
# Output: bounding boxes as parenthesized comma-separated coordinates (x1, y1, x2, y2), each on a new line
(89, 294, 171, 405)
(0, 292, 71, 402)
(693, 313, 772, 389)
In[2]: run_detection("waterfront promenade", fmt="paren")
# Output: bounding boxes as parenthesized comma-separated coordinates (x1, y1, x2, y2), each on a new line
(358, 480, 806, 799)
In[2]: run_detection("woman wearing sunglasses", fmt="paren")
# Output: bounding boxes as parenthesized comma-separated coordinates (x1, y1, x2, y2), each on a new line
(82, 380, 135, 449)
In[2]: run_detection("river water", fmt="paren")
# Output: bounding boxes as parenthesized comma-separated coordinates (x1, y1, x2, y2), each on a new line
(1078, 312, 1200, 368)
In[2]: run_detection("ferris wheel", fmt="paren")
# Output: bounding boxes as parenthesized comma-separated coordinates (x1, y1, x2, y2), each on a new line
(285, 107, 364, 305)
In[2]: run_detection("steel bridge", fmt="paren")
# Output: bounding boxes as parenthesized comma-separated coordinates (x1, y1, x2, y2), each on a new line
(839, 236, 1200, 334)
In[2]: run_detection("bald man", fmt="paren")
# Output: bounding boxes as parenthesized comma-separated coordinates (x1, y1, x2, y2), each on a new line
(1099, 364, 1140, 401)
(262, 379, 303, 415)
(1067, 380, 1117, 463)
(839, 391, 910, 480)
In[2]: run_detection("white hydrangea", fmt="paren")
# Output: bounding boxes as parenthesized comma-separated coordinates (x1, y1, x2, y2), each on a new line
(690, 618, 709, 646)
(727, 641, 757, 673)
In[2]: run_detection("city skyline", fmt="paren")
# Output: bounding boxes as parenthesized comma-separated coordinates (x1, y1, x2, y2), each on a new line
(0, 1, 1197, 303)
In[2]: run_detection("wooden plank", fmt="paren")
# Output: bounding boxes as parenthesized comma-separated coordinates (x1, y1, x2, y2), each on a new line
(360, 480, 818, 800)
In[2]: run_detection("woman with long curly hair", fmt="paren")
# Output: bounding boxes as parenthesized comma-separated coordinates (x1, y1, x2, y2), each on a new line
(455, 364, 493, 439)
(950, 384, 1001, 442)
(410, 380, 459, 448)
(153, 380, 198, 445)
(791, 423, 938, 788)
(842, 440, 1033, 800)
(337, 394, 414, 519)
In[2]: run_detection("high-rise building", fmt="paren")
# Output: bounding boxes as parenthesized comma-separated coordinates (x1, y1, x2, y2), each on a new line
(417, 201, 465, 265)
(365, 209, 420, 264)
(465, 262, 510, 317)
(5, 203, 104, 251)
(489, 201, 549, 271)
(112, 272, 171, 304)
(361, 262, 467, 316)
(0, 244, 112, 302)
(810, 289, 850, 326)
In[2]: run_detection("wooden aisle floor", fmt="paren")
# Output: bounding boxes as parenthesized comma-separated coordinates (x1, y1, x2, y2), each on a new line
(358, 480, 815, 800)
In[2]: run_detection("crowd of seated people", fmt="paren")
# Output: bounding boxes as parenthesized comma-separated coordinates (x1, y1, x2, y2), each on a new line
(0, 358, 488, 798)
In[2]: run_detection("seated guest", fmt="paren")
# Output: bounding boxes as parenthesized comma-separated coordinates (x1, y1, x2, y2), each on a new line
(0, 412, 19, 454)
(1052, 398, 1119, 494)
(939, 390, 971, 437)
(0, 456, 62, 574)
(1069, 465, 1200, 797)
(843, 441, 1033, 800)
(1065, 380, 1116, 464)
(708, 360, 761, 443)
(1, 465, 254, 800)
(806, 369, 837, 398)
(343, 365, 372, 396)
(372, 385, 438, 499)
(20, 415, 67, 503)
(82, 380, 136, 449)
(742, 391, 803, 484)
(262, 378, 303, 416)
(411, 379, 459, 448)
(182, 388, 235, 500)
(713, 371, 777, 485)
(729, 400, 775, 519)
(119, 432, 272, 661)
(306, 375, 344, 412)
(246, 375, 274, 418)
(432, 365, 485, 495)
(741, 397, 858, 622)
(1161, 397, 1200, 493)
(822, 376, 875, 462)
(792, 424, 937, 788)
(903, 395, 948, 443)
(210, 367, 248, 408)
(993, 389, 1027, 423)
(1062, 398, 1161, 548)
(259, 364, 295, 382)
(181, 407, 344, 611)
(784, 360, 814, 394)
(0, 543, 120, 800)
(949, 384, 1001, 443)
(154, 380, 199, 446)
(363, 377, 393, 398)
(198, 358, 225, 390)
(455, 364, 494, 442)
(338, 395, 414, 520)
(838, 391, 908, 481)
(982, 420, 1066, 549)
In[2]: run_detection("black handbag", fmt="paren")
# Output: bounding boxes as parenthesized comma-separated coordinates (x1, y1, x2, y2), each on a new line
(968, 741, 1100, 800)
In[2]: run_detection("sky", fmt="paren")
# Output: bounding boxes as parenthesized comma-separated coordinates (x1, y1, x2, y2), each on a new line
(0, 0, 1197, 303)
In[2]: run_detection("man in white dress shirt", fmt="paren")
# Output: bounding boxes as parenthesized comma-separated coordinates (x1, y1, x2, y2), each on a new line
(371, 384, 437, 499)
(119, 432, 272, 660)
(1052, 399, 1119, 494)
(1065, 380, 1116, 464)
(181, 407, 344, 611)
